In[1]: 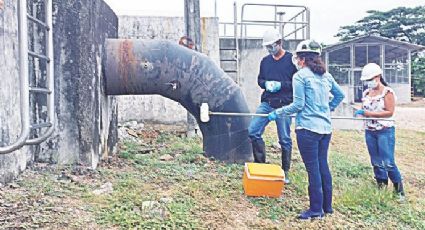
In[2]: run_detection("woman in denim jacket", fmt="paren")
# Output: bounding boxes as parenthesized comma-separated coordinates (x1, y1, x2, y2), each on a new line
(268, 39, 345, 219)
(354, 63, 405, 199)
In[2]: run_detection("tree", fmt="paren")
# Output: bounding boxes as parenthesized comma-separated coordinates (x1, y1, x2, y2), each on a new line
(412, 55, 425, 97)
(336, 6, 425, 45)
(336, 6, 425, 97)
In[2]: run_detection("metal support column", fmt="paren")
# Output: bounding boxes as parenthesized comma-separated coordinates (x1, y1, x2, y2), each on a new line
(184, 0, 202, 137)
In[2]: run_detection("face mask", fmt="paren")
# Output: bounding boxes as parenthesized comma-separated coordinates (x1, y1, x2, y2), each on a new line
(367, 79, 378, 89)
(266, 43, 280, 56)
(292, 55, 302, 70)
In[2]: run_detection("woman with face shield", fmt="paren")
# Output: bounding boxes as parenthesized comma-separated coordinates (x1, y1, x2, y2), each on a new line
(268, 39, 345, 219)
(354, 63, 405, 199)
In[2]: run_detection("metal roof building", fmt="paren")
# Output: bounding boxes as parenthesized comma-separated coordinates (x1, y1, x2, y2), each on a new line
(323, 35, 424, 103)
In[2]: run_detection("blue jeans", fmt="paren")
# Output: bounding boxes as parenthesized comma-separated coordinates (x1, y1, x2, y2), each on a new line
(365, 127, 402, 183)
(248, 102, 292, 152)
(296, 129, 332, 213)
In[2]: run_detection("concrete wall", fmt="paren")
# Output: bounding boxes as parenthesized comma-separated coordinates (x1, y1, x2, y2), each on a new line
(238, 41, 265, 112)
(338, 84, 410, 104)
(41, 0, 118, 168)
(117, 16, 220, 124)
(389, 83, 411, 104)
(0, 0, 32, 183)
(339, 85, 352, 104)
(0, 0, 118, 183)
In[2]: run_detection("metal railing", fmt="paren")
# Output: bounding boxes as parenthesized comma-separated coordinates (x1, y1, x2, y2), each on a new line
(240, 3, 310, 39)
(219, 3, 310, 40)
(26, 0, 55, 145)
(0, 0, 55, 154)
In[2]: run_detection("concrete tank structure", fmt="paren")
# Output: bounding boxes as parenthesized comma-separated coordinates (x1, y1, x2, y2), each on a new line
(0, 0, 118, 183)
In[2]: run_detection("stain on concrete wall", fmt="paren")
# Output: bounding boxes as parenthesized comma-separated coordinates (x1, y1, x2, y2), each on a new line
(117, 16, 219, 124)
(36, 0, 118, 167)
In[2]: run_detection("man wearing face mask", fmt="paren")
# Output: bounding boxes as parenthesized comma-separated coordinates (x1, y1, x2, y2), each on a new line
(248, 28, 297, 184)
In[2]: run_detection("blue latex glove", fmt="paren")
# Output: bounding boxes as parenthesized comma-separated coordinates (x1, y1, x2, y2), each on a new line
(272, 81, 281, 92)
(268, 111, 278, 121)
(354, 109, 365, 117)
(265, 81, 274, 92)
(265, 81, 281, 93)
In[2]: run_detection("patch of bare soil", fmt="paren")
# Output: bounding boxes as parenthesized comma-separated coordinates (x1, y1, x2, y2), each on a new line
(0, 157, 135, 229)
(0, 165, 99, 229)
(399, 97, 425, 108)
(395, 107, 425, 132)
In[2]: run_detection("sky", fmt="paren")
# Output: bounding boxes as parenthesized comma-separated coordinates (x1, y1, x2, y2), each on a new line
(103, 0, 424, 44)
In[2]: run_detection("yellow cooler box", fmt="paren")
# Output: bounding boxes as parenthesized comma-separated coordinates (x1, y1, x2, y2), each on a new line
(243, 163, 285, 198)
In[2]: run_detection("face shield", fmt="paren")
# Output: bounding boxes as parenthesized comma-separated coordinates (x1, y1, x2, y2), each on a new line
(265, 42, 281, 56)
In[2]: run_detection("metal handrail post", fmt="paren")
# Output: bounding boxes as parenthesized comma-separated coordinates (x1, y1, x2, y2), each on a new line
(0, 0, 30, 154)
(302, 11, 305, 39)
(305, 7, 310, 39)
(26, 0, 55, 144)
(240, 3, 245, 38)
(233, 1, 240, 85)
(277, 12, 285, 39)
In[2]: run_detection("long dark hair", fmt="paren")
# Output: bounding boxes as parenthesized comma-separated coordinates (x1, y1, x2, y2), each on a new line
(379, 75, 388, 86)
(297, 52, 326, 75)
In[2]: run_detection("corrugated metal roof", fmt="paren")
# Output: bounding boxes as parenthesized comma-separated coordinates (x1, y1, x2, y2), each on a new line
(323, 35, 425, 53)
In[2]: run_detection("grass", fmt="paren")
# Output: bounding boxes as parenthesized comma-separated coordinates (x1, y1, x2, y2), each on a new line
(0, 127, 424, 229)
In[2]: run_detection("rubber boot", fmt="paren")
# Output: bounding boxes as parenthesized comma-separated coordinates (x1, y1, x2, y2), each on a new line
(284, 171, 290, 184)
(281, 149, 292, 184)
(252, 139, 266, 163)
(393, 181, 405, 200)
(281, 149, 292, 171)
(376, 178, 388, 189)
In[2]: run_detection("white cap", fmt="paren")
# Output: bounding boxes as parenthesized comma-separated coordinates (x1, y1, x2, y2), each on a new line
(361, 63, 383, 81)
(262, 29, 281, 46)
(295, 39, 322, 55)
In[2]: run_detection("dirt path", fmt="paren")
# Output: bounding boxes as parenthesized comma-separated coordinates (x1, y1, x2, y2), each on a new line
(395, 107, 425, 132)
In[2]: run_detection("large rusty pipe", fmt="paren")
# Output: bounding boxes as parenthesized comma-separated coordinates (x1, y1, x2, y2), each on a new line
(104, 39, 252, 163)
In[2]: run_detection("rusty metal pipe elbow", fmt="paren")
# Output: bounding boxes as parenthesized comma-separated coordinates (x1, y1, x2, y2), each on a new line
(104, 39, 252, 163)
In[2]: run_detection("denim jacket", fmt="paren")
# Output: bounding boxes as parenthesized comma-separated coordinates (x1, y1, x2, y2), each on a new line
(276, 67, 345, 134)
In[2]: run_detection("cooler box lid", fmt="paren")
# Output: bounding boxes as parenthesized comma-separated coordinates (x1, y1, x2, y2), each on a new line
(246, 163, 284, 179)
